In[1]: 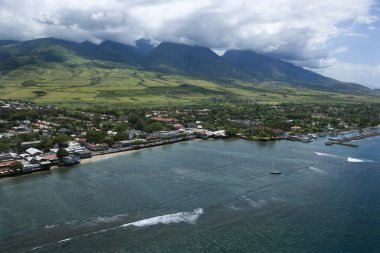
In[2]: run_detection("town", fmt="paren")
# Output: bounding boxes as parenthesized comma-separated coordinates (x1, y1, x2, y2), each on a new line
(1, 100, 379, 178)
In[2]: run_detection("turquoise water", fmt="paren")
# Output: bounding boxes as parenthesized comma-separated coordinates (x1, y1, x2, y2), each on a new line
(0, 136, 379, 252)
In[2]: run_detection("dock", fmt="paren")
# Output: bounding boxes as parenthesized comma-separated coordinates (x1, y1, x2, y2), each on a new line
(325, 132, 380, 147)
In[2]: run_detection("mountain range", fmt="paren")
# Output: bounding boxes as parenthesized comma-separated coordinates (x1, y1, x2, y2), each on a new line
(0, 37, 370, 92)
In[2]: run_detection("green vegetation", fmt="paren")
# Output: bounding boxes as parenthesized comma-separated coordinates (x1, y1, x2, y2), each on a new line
(0, 38, 378, 110)
(56, 148, 69, 159)
(0, 63, 378, 109)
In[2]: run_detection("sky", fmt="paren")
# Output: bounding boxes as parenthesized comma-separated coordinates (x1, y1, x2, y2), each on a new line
(0, 0, 379, 88)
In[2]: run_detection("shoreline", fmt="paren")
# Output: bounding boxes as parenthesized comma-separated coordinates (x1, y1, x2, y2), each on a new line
(81, 138, 202, 164)
(1, 131, 378, 181)
(80, 149, 141, 164)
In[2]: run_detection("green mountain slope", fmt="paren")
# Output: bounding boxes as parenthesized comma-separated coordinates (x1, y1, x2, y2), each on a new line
(145, 42, 250, 80)
(222, 50, 368, 92)
(0, 37, 373, 95)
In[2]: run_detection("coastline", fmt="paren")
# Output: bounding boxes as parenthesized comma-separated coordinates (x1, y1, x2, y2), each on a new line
(78, 138, 203, 164)
(81, 149, 140, 164)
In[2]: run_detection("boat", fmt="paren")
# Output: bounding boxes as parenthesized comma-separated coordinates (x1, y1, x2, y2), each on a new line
(270, 161, 282, 175)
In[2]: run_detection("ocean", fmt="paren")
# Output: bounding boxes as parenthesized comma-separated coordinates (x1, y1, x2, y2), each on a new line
(0, 135, 379, 252)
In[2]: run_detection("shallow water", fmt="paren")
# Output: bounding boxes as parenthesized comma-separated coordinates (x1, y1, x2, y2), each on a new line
(0, 136, 379, 252)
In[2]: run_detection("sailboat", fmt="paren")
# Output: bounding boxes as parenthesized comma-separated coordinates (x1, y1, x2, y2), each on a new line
(270, 160, 282, 175)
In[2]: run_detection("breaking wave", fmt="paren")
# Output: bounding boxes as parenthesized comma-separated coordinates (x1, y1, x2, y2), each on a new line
(29, 208, 203, 252)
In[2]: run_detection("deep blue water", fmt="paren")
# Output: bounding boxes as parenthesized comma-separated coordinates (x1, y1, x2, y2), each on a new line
(0, 135, 379, 252)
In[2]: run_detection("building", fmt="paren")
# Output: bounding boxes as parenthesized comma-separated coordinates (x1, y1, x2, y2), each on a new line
(173, 123, 184, 130)
(290, 126, 302, 131)
(21, 141, 41, 149)
(74, 150, 92, 159)
(25, 148, 43, 156)
(273, 129, 286, 137)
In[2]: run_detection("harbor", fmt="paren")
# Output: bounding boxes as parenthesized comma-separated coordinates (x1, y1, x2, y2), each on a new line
(325, 131, 380, 147)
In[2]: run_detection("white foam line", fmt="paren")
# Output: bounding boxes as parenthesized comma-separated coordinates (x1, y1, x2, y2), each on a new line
(315, 152, 337, 158)
(121, 208, 203, 228)
(28, 208, 203, 252)
(309, 166, 326, 174)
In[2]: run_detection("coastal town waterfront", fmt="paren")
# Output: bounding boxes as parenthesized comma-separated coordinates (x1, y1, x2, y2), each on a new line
(0, 137, 379, 252)
(1, 100, 379, 179)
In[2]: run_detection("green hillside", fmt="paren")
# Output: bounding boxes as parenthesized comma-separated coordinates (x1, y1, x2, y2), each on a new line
(0, 38, 378, 109)
(0, 61, 378, 109)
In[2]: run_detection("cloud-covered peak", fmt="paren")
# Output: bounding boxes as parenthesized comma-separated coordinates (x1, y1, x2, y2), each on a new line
(0, 0, 379, 87)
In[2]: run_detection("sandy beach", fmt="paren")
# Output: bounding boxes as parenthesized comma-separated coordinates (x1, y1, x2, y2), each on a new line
(80, 139, 201, 164)
(80, 149, 140, 164)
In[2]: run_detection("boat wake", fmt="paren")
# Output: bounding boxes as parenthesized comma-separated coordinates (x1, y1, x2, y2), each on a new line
(29, 208, 203, 252)
(43, 213, 129, 230)
(315, 152, 337, 158)
(309, 166, 326, 174)
(121, 208, 203, 228)
(241, 196, 267, 208)
(347, 157, 375, 163)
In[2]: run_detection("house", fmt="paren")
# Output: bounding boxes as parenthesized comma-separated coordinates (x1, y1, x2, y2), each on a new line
(82, 142, 109, 151)
(273, 129, 286, 137)
(173, 123, 184, 130)
(126, 130, 145, 140)
(25, 148, 43, 156)
(0, 161, 15, 172)
(21, 141, 41, 149)
(58, 128, 70, 134)
(0, 153, 13, 162)
(151, 117, 178, 123)
(21, 161, 42, 172)
(251, 125, 271, 135)
(116, 140, 133, 147)
(43, 154, 58, 162)
(74, 150, 92, 159)
(290, 126, 302, 131)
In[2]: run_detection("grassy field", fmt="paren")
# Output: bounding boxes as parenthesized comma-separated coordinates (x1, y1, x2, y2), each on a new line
(0, 61, 378, 109)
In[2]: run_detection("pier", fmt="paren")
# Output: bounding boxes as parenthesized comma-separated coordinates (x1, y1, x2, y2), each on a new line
(325, 132, 380, 147)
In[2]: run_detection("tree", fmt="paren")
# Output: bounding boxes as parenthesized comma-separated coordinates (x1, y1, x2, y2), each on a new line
(0, 142, 9, 152)
(115, 122, 129, 132)
(226, 128, 239, 137)
(10, 161, 23, 171)
(53, 134, 70, 148)
(144, 122, 165, 133)
(85, 130, 106, 143)
(39, 137, 53, 152)
(56, 148, 69, 159)
(113, 133, 127, 142)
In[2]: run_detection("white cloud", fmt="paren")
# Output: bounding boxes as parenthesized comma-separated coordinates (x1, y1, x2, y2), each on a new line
(0, 1, 376, 53)
(331, 46, 348, 55)
(0, 0, 379, 87)
(313, 59, 380, 89)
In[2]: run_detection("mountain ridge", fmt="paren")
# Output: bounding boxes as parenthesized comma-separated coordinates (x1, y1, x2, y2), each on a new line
(0, 37, 370, 92)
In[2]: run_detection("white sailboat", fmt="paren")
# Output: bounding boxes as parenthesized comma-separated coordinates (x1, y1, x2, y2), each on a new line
(270, 160, 282, 175)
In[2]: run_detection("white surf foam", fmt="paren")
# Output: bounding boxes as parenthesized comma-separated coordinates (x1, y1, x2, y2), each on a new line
(30, 209, 203, 252)
(43, 213, 129, 230)
(309, 166, 326, 174)
(347, 157, 376, 163)
(121, 208, 203, 228)
(315, 152, 337, 158)
(241, 196, 267, 208)
(347, 157, 365, 163)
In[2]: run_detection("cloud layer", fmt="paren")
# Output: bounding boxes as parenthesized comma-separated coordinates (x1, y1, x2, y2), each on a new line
(0, 0, 379, 87)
